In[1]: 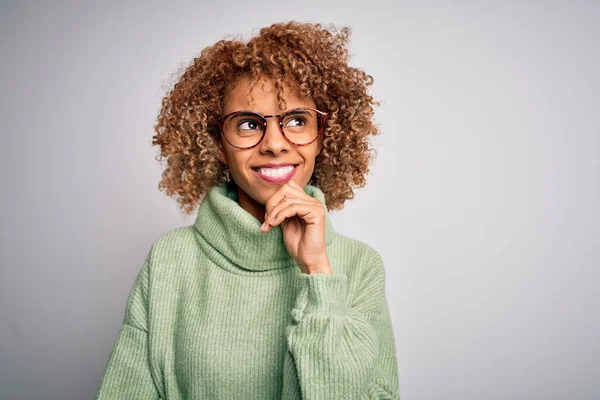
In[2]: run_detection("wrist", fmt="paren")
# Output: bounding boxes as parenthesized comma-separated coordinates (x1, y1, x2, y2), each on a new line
(303, 255, 332, 275)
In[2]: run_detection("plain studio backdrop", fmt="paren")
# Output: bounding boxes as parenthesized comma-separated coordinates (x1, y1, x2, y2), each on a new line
(0, 1, 598, 399)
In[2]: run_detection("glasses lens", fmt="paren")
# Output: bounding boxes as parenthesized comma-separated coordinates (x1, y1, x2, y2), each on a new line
(223, 112, 265, 148)
(281, 109, 319, 145)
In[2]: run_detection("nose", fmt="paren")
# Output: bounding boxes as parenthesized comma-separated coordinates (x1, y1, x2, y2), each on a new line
(259, 117, 290, 155)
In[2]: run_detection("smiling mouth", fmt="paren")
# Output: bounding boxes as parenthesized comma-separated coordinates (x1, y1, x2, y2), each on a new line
(251, 164, 299, 183)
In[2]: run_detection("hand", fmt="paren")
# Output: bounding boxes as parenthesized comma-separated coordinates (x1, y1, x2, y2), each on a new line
(260, 180, 332, 275)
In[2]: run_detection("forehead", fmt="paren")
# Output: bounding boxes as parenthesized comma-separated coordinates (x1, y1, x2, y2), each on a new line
(223, 75, 315, 114)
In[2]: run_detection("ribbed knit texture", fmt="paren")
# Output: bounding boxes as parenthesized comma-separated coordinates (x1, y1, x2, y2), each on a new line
(96, 181, 400, 399)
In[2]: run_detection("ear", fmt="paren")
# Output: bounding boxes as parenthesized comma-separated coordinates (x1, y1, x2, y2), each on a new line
(217, 144, 228, 166)
(212, 134, 228, 166)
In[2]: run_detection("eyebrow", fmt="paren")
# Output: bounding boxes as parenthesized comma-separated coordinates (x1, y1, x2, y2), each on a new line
(233, 108, 311, 116)
(283, 109, 310, 115)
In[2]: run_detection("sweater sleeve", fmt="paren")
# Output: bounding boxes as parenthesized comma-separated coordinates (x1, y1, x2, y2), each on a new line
(281, 251, 400, 399)
(96, 259, 163, 400)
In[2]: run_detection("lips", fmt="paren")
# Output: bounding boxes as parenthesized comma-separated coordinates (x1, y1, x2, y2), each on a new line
(252, 163, 297, 168)
(251, 164, 299, 184)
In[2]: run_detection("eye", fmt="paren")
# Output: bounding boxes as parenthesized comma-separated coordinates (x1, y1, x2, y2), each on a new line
(284, 116, 307, 128)
(237, 118, 262, 131)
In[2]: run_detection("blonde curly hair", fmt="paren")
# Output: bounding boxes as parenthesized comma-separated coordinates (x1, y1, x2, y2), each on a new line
(152, 21, 379, 215)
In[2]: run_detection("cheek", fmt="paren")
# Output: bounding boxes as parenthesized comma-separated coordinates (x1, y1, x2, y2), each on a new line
(304, 148, 319, 167)
(225, 153, 248, 171)
(302, 153, 319, 178)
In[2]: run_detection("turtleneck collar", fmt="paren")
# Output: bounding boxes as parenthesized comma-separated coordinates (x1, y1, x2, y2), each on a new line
(193, 180, 336, 272)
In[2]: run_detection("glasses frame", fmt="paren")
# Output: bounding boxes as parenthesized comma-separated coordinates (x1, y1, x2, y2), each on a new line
(216, 107, 329, 149)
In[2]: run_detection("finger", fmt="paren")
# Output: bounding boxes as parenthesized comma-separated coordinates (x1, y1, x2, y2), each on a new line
(263, 185, 292, 219)
(264, 182, 311, 219)
(262, 197, 314, 232)
(264, 192, 321, 228)
(265, 201, 324, 231)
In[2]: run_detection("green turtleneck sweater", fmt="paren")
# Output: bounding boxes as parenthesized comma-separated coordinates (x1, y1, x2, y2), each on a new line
(96, 182, 400, 399)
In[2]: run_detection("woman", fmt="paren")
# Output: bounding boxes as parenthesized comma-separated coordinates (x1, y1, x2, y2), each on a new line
(96, 21, 400, 399)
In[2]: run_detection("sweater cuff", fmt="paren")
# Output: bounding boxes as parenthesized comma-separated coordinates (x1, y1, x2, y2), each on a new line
(291, 273, 348, 323)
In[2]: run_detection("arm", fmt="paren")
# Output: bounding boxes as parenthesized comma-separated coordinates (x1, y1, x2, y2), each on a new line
(96, 258, 163, 400)
(281, 251, 400, 399)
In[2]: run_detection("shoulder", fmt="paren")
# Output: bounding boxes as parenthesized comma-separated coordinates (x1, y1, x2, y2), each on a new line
(330, 233, 386, 277)
(145, 225, 200, 265)
(332, 232, 383, 262)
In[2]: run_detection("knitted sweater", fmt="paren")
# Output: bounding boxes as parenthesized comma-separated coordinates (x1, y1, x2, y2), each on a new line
(96, 181, 400, 399)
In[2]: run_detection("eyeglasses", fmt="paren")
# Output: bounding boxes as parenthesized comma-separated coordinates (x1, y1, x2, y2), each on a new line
(216, 107, 328, 149)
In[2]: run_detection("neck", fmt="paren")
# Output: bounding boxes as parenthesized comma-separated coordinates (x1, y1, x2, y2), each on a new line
(236, 186, 266, 224)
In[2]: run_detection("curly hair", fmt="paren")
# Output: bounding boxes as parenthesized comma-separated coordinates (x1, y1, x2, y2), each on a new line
(152, 21, 379, 215)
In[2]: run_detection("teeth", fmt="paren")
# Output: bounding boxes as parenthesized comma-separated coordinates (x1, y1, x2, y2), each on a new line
(257, 165, 295, 178)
